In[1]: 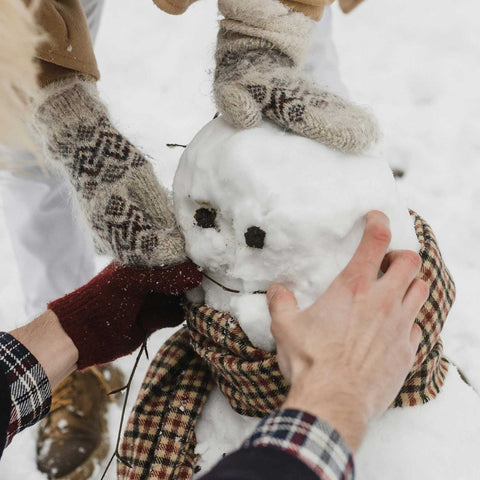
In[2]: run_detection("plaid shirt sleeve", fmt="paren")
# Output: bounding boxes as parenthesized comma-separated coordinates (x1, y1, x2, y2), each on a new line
(243, 409, 355, 480)
(0, 332, 51, 448)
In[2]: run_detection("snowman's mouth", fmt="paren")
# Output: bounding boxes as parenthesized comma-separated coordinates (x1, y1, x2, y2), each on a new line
(203, 272, 267, 295)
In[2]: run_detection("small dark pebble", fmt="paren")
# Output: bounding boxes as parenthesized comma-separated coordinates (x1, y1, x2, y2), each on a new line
(392, 168, 405, 179)
(245, 226, 266, 249)
(194, 465, 202, 473)
(195, 208, 217, 229)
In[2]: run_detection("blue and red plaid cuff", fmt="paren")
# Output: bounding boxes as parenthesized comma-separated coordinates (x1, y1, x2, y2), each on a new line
(0, 332, 51, 447)
(244, 409, 354, 480)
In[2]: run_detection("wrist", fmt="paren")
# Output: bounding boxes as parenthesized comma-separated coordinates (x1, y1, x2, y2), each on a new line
(283, 376, 368, 452)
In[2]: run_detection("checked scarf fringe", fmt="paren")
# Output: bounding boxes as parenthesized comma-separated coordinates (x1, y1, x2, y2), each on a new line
(119, 212, 455, 480)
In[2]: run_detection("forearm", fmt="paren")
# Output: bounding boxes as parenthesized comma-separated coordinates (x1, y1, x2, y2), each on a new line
(0, 311, 77, 453)
(10, 310, 78, 390)
(201, 409, 354, 480)
(0, 330, 52, 453)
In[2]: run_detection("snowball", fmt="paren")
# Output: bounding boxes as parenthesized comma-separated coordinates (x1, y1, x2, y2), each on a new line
(174, 117, 418, 350)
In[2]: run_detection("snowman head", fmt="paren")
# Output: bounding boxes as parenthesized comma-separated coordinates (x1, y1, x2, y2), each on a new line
(173, 118, 418, 351)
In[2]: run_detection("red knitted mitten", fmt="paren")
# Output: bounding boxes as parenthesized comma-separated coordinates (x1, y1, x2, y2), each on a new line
(48, 262, 202, 369)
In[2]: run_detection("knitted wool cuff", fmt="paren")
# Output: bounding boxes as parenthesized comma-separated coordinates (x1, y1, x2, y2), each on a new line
(32, 77, 186, 267)
(217, 0, 315, 66)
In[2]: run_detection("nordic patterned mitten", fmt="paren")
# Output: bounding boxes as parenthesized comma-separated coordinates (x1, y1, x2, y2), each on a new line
(214, 0, 379, 154)
(32, 77, 185, 267)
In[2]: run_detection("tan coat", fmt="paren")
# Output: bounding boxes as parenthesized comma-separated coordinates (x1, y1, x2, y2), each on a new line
(1, 0, 42, 154)
(33, 0, 364, 85)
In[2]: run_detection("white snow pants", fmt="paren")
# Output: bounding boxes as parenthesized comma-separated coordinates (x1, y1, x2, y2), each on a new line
(304, 6, 347, 97)
(0, 0, 105, 320)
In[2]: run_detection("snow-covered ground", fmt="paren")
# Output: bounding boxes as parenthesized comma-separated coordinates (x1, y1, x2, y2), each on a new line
(1, 0, 480, 478)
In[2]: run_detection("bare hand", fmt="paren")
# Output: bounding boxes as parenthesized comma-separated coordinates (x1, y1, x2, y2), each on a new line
(267, 211, 428, 451)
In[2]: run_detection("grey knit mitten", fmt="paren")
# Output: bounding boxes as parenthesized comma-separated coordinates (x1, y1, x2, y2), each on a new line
(215, 0, 378, 154)
(33, 78, 186, 267)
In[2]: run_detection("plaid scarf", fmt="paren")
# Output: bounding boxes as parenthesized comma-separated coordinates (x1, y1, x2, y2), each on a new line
(118, 212, 455, 480)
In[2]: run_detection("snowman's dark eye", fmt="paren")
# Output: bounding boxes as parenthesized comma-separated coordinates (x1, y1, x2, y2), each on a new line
(245, 226, 266, 249)
(195, 208, 217, 229)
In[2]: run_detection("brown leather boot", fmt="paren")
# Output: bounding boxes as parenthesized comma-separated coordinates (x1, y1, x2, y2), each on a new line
(36, 365, 124, 480)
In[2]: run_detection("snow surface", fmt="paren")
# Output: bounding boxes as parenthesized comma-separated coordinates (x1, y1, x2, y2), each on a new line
(355, 367, 480, 480)
(0, 0, 479, 478)
(194, 367, 480, 479)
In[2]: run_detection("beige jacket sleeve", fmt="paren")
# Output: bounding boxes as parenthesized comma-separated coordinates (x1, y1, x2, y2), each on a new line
(27, 0, 99, 85)
(339, 0, 364, 13)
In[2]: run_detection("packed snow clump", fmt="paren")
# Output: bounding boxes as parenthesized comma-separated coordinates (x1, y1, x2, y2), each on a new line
(174, 117, 418, 352)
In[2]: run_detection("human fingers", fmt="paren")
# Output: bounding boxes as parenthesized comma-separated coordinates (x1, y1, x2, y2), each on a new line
(403, 278, 430, 316)
(342, 211, 392, 284)
(380, 250, 422, 294)
(410, 323, 423, 350)
(275, 343, 293, 384)
(406, 323, 423, 368)
(138, 292, 185, 333)
(267, 284, 299, 323)
(215, 82, 262, 129)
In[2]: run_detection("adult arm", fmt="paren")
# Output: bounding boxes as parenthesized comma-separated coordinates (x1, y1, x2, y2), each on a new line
(200, 211, 427, 479)
(0, 261, 201, 455)
(0, 331, 51, 457)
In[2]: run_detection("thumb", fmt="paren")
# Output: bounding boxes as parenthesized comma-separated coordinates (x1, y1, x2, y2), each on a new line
(267, 284, 299, 321)
(215, 82, 262, 129)
(137, 292, 185, 334)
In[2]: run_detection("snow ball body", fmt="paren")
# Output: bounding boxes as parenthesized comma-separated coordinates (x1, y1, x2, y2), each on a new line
(173, 117, 418, 352)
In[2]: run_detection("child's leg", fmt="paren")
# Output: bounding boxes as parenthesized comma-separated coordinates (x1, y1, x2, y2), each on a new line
(1, 168, 97, 319)
(80, 0, 105, 42)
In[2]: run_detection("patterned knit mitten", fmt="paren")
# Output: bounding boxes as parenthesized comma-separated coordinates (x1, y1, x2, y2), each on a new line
(32, 77, 185, 267)
(214, 0, 378, 154)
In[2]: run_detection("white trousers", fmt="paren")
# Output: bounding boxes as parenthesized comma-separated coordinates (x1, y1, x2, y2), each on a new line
(1, 171, 97, 319)
(1, 0, 104, 320)
(304, 6, 347, 97)
(80, 0, 105, 42)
